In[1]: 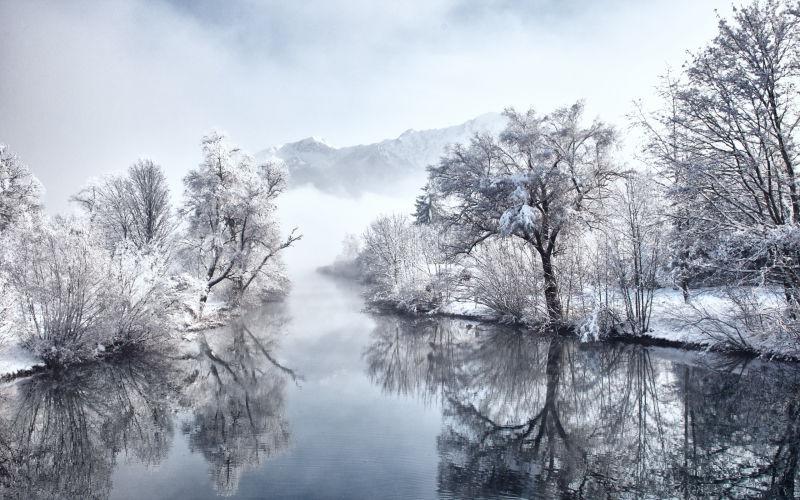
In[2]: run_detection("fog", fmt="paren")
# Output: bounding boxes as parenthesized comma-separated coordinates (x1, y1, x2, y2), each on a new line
(279, 182, 422, 277)
(0, 0, 733, 213)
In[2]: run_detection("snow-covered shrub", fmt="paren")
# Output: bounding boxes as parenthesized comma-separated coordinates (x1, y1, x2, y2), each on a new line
(464, 238, 544, 323)
(1, 218, 177, 366)
(671, 287, 800, 357)
(103, 243, 177, 347)
(361, 214, 455, 313)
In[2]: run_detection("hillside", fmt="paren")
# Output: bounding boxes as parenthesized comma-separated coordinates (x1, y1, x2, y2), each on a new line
(257, 112, 506, 195)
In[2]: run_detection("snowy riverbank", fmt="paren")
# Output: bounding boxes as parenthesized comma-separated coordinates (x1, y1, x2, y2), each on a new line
(0, 344, 44, 380)
(424, 287, 800, 361)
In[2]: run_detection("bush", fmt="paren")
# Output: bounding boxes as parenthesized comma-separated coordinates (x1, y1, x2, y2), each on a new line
(464, 239, 544, 323)
(1, 219, 176, 366)
(360, 214, 456, 313)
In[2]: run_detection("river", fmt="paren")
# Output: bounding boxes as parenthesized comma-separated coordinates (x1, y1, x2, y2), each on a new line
(1, 270, 799, 499)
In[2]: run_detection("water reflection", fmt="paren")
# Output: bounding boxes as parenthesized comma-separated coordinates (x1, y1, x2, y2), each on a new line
(179, 312, 294, 495)
(0, 309, 295, 499)
(0, 353, 178, 499)
(365, 316, 800, 498)
(1, 305, 799, 499)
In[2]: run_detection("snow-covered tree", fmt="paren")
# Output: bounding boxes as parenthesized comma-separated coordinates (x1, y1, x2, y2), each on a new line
(427, 102, 618, 322)
(605, 173, 667, 335)
(635, 75, 712, 301)
(0, 145, 43, 347)
(180, 131, 300, 309)
(648, 1, 800, 312)
(413, 182, 441, 225)
(0, 144, 42, 232)
(72, 159, 172, 250)
(360, 214, 455, 312)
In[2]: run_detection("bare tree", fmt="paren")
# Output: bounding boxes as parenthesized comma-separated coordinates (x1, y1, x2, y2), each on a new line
(126, 159, 172, 247)
(72, 159, 172, 250)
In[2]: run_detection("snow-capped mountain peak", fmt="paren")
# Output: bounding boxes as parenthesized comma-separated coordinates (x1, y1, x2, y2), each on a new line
(257, 112, 507, 195)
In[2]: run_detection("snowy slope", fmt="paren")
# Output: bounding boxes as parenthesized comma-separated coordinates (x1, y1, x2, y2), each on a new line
(256, 112, 506, 195)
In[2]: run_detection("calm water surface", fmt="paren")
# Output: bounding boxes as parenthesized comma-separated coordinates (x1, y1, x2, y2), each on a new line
(1, 272, 799, 499)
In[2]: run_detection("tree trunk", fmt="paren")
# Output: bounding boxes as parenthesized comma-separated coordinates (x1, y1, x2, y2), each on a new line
(784, 280, 799, 320)
(680, 276, 690, 303)
(540, 251, 563, 323)
(198, 288, 209, 318)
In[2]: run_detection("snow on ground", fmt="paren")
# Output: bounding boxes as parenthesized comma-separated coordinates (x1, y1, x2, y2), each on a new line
(0, 344, 43, 379)
(434, 287, 800, 359)
(647, 287, 800, 359)
(647, 288, 730, 344)
(437, 299, 496, 320)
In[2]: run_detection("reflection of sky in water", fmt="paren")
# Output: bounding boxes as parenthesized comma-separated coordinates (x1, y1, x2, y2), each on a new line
(2, 268, 800, 499)
(107, 271, 444, 499)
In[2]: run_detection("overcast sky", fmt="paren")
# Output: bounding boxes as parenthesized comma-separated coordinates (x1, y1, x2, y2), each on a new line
(1, 0, 732, 212)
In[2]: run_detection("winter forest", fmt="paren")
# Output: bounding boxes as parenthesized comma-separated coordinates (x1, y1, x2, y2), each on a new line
(328, 0, 800, 359)
(2, 0, 800, 498)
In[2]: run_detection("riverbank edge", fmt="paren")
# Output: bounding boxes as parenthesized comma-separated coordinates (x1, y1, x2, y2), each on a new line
(364, 299, 797, 363)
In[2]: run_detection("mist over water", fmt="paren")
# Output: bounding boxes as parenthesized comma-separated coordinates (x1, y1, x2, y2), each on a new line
(279, 183, 422, 275)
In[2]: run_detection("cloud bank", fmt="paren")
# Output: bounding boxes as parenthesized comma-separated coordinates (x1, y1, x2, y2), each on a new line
(0, 0, 731, 211)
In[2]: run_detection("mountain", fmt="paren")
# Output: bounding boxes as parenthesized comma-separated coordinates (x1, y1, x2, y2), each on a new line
(256, 112, 506, 195)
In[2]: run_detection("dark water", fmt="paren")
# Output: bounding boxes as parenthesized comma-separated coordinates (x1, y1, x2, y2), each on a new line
(1, 272, 800, 499)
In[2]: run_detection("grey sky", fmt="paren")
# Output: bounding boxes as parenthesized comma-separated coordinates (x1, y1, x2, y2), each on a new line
(0, 0, 732, 211)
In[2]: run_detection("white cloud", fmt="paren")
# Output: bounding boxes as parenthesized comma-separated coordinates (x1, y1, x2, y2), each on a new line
(0, 0, 732, 212)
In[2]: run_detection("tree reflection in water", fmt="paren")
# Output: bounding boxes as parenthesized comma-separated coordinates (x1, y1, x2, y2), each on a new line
(0, 306, 296, 499)
(365, 316, 800, 498)
(0, 353, 178, 499)
(178, 307, 295, 496)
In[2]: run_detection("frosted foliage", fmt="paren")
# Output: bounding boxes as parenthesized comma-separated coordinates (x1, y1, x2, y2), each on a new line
(0, 219, 175, 365)
(0, 144, 42, 232)
(181, 131, 299, 309)
(360, 214, 456, 313)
